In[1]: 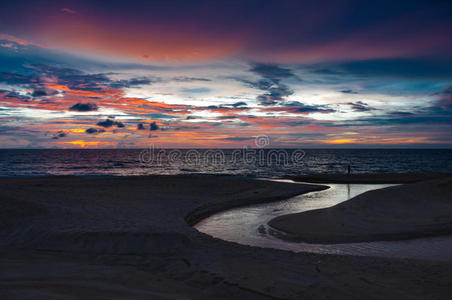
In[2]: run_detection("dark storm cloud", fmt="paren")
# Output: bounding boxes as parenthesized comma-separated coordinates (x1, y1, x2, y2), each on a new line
(282, 101, 307, 107)
(31, 90, 47, 97)
(347, 101, 376, 112)
(0, 71, 39, 85)
(145, 113, 179, 119)
(1, 63, 159, 95)
(231, 101, 247, 107)
(69, 102, 99, 112)
(256, 84, 294, 106)
(2, 90, 31, 101)
(0, 71, 57, 99)
(238, 78, 273, 90)
(0, 64, 112, 95)
(341, 90, 358, 94)
(389, 111, 415, 117)
(31, 89, 58, 97)
(97, 119, 125, 128)
(115, 121, 125, 128)
(323, 87, 452, 126)
(205, 105, 249, 112)
(239, 63, 299, 106)
(280, 101, 336, 114)
(172, 76, 211, 82)
(30, 64, 111, 91)
(292, 105, 335, 114)
(85, 127, 105, 134)
(149, 121, 159, 131)
(250, 64, 297, 82)
(217, 116, 237, 120)
(109, 76, 154, 89)
(52, 131, 67, 139)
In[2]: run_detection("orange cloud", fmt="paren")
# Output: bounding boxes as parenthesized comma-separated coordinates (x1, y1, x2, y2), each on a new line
(0, 33, 48, 48)
(56, 140, 115, 148)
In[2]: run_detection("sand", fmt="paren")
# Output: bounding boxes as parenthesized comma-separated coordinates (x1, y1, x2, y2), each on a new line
(1, 175, 452, 299)
(293, 172, 449, 183)
(269, 176, 452, 244)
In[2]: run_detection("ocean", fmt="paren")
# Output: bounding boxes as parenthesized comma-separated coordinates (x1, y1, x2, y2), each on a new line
(0, 148, 451, 177)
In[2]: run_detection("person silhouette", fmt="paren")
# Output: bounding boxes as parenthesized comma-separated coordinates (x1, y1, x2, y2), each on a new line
(347, 164, 351, 174)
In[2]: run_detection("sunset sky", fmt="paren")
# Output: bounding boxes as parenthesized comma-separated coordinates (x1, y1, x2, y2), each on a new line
(0, 0, 451, 148)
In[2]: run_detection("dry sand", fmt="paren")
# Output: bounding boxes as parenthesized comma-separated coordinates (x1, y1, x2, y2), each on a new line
(1, 175, 451, 299)
(269, 176, 452, 244)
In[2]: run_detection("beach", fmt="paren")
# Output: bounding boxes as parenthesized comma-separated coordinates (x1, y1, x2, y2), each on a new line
(1, 0, 452, 298)
(292, 172, 449, 184)
(270, 175, 452, 244)
(1, 175, 452, 299)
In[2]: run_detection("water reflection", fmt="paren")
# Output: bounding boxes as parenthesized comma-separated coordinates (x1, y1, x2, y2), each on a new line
(195, 183, 452, 261)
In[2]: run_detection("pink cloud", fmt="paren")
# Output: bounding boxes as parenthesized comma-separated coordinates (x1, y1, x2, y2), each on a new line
(0, 33, 48, 48)
(61, 8, 77, 15)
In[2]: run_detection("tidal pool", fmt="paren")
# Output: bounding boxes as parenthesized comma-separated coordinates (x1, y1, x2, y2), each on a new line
(195, 182, 452, 261)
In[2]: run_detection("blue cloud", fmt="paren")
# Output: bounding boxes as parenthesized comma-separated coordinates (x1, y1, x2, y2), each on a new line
(180, 87, 211, 93)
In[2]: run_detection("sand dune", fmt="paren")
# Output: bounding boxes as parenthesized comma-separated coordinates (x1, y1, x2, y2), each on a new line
(269, 177, 452, 243)
(1, 175, 451, 299)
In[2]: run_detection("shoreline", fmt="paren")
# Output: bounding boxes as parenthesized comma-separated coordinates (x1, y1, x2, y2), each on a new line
(293, 172, 451, 183)
(268, 220, 452, 244)
(185, 183, 328, 226)
(1, 175, 452, 299)
(269, 176, 452, 244)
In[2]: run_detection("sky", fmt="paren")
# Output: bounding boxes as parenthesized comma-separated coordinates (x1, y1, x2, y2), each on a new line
(0, 0, 451, 148)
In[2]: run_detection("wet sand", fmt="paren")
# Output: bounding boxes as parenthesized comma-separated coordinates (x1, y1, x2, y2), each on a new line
(270, 176, 452, 244)
(1, 175, 452, 299)
(293, 172, 449, 183)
